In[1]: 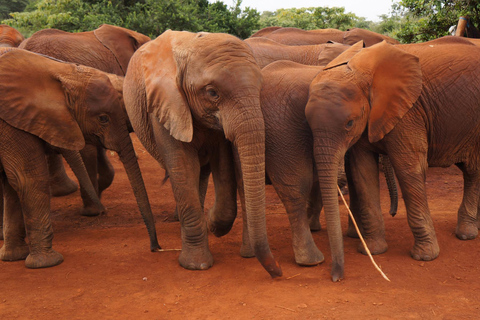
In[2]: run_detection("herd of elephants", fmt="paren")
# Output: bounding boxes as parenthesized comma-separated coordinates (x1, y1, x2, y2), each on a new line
(0, 23, 480, 282)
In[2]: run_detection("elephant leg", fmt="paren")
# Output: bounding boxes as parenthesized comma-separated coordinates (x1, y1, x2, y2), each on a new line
(276, 185, 324, 266)
(47, 152, 78, 197)
(172, 164, 209, 222)
(0, 182, 3, 240)
(267, 150, 324, 266)
(346, 145, 387, 255)
(199, 164, 210, 211)
(389, 148, 439, 261)
(79, 144, 102, 216)
(0, 175, 29, 261)
(207, 141, 238, 237)
(307, 181, 323, 231)
(153, 121, 212, 270)
(97, 147, 115, 196)
(2, 136, 63, 268)
(455, 163, 480, 240)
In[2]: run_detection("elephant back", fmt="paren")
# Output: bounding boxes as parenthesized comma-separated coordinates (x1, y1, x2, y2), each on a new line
(0, 25, 24, 47)
(20, 28, 125, 75)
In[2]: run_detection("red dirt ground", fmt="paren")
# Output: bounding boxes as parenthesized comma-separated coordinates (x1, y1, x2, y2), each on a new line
(1, 135, 479, 319)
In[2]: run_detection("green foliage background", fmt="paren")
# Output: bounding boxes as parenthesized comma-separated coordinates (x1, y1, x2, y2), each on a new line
(1, 0, 479, 42)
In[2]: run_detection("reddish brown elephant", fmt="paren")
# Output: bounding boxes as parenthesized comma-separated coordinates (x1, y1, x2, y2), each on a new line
(0, 48, 159, 268)
(19, 24, 151, 216)
(245, 37, 351, 68)
(124, 30, 282, 278)
(0, 25, 24, 47)
(305, 38, 480, 281)
(251, 26, 399, 47)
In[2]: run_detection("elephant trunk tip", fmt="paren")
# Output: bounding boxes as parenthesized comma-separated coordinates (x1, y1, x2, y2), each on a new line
(331, 261, 344, 282)
(258, 252, 283, 278)
(150, 242, 162, 252)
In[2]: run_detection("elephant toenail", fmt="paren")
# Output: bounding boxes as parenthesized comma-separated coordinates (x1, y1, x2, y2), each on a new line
(200, 263, 209, 270)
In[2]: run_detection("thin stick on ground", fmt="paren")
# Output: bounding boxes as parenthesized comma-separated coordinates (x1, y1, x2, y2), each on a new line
(337, 185, 391, 282)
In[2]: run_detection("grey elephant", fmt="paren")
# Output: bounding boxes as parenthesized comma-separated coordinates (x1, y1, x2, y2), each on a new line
(305, 38, 480, 281)
(124, 30, 282, 278)
(19, 24, 151, 216)
(0, 48, 159, 268)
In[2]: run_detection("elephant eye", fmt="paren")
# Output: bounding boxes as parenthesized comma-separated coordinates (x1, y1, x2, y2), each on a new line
(345, 120, 354, 130)
(206, 87, 219, 100)
(99, 115, 110, 124)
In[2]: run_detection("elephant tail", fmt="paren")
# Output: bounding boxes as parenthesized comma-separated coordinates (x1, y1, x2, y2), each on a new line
(380, 155, 398, 217)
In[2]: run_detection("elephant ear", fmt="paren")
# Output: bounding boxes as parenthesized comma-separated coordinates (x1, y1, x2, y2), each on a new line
(317, 42, 355, 66)
(0, 49, 85, 149)
(139, 30, 195, 143)
(94, 24, 151, 75)
(323, 41, 364, 70)
(348, 41, 423, 143)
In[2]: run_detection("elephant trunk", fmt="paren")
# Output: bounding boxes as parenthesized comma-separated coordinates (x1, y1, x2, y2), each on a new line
(61, 149, 105, 214)
(314, 138, 345, 282)
(228, 109, 282, 278)
(115, 128, 161, 252)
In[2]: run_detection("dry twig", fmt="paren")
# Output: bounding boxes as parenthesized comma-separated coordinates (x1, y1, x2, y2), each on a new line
(337, 185, 391, 282)
(275, 305, 296, 312)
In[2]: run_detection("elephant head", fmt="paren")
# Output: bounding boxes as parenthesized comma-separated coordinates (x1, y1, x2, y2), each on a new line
(304, 41, 423, 281)
(0, 48, 160, 252)
(124, 30, 281, 278)
(0, 25, 24, 48)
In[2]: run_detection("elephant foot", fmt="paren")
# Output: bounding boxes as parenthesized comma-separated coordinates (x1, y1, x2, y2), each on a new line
(456, 221, 478, 240)
(357, 237, 388, 255)
(0, 243, 30, 261)
(208, 221, 234, 237)
(178, 247, 213, 270)
(50, 176, 78, 197)
(207, 217, 235, 238)
(25, 249, 64, 268)
(346, 217, 364, 238)
(410, 241, 439, 261)
(81, 204, 105, 217)
(308, 217, 321, 232)
(294, 246, 325, 266)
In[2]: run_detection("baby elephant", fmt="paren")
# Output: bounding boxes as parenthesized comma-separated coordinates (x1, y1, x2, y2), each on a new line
(0, 48, 159, 268)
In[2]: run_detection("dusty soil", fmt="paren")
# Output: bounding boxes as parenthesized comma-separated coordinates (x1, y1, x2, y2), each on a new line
(1, 135, 479, 320)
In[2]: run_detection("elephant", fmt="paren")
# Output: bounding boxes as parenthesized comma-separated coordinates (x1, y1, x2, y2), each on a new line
(19, 24, 151, 216)
(249, 26, 283, 37)
(123, 30, 282, 278)
(251, 26, 399, 47)
(244, 37, 351, 68)
(0, 25, 24, 47)
(304, 38, 480, 281)
(0, 48, 160, 268)
(234, 58, 397, 268)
